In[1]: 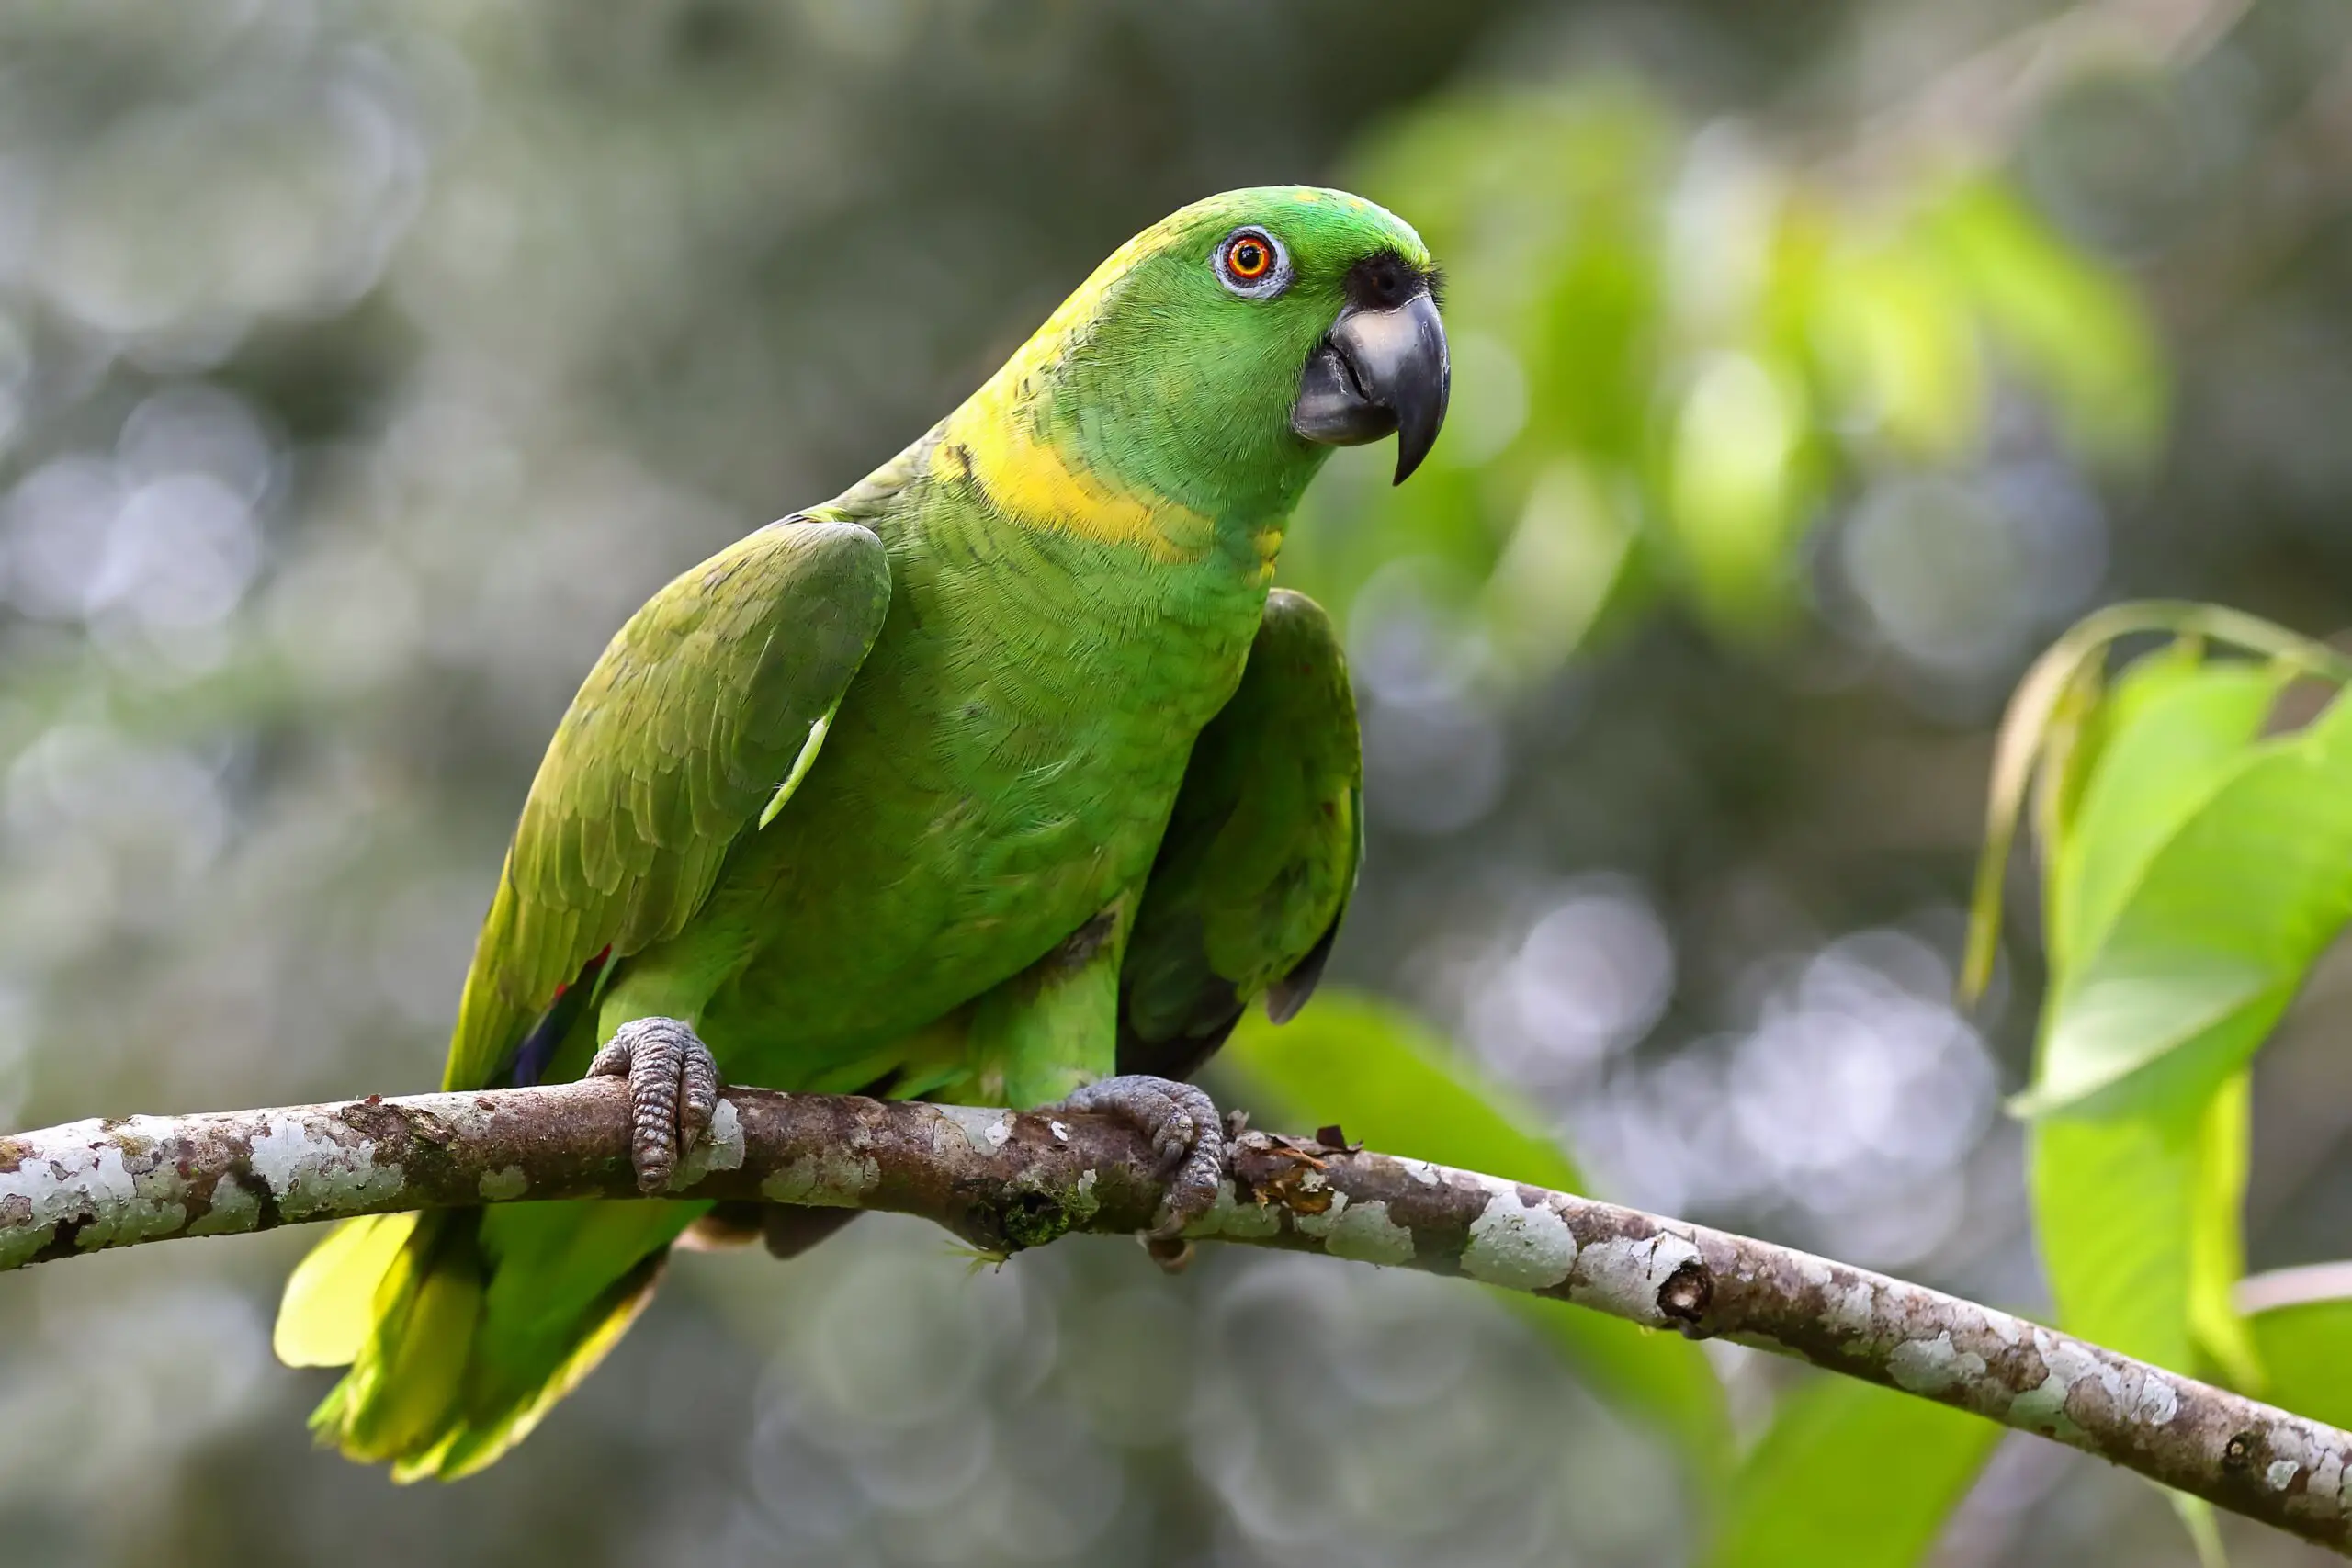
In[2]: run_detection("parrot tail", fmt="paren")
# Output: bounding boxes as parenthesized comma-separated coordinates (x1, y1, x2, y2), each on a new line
(274, 1202, 683, 1481)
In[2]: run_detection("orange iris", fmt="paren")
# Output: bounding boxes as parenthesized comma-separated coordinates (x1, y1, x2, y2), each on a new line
(1226, 234, 1272, 280)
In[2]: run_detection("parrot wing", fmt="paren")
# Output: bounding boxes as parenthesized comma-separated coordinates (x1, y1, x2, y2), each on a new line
(443, 515, 892, 1090)
(1118, 587, 1363, 1081)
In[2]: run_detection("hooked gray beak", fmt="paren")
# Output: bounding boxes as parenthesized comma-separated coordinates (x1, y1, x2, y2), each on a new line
(1290, 289, 1450, 484)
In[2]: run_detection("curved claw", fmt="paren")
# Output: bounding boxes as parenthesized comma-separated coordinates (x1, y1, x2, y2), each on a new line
(589, 1016, 722, 1193)
(1054, 1074, 1227, 1240)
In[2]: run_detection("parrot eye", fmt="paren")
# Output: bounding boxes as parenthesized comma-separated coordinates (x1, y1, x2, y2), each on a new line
(1215, 226, 1291, 299)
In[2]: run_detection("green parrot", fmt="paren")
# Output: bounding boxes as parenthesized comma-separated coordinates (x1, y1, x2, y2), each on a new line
(272, 186, 1448, 1480)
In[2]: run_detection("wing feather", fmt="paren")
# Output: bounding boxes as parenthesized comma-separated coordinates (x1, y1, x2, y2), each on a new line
(443, 517, 891, 1089)
(1118, 588, 1362, 1081)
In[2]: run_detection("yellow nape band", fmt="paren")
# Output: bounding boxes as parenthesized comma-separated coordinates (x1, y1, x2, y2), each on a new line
(933, 411, 1214, 563)
(930, 210, 1219, 561)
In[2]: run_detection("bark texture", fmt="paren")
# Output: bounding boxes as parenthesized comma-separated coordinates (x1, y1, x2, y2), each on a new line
(4, 1080, 2347, 1554)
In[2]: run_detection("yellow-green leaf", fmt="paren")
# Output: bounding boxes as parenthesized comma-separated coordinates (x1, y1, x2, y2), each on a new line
(2242, 1269, 2352, 1429)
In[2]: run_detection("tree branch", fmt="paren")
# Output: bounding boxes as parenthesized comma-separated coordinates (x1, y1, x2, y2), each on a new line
(4, 1080, 2347, 1554)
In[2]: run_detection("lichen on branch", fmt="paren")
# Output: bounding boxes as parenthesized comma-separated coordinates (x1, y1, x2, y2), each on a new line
(3, 1080, 2349, 1556)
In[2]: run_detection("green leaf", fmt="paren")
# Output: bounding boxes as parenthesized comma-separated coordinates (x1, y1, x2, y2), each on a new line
(1963, 601, 2352, 1003)
(2032, 1102, 2207, 1370)
(2032, 1074, 2255, 1438)
(2018, 964, 2283, 1120)
(2021, 651, 2278, 1374)
(2033, 676, 2352, 1116)
(1702, 1372, 1997, 1568)
(2042, 651, 2285, 983)
(1993, 610, 2352, 1508)
(1221, 989, 1733, 1487)
(2243, 1269, 2352, 1428)
(2188, 1072, 2262, 1390)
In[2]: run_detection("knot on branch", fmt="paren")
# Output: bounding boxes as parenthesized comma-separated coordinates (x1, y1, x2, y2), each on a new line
(998, 1190, 1075, 1251)
(1657, 1257, 1713, 1331)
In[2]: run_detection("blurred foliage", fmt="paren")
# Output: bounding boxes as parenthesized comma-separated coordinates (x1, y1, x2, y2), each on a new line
(1280, 82, 2162, 676)
(1223, 992, 1733, 1491)
(3, 0, 2352, 1565)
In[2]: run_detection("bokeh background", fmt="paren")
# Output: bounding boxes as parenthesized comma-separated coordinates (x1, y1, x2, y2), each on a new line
(2, 0, 2349, 1563)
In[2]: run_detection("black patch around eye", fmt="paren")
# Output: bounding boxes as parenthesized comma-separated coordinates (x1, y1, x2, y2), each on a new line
(1345, 249, 1434, 310)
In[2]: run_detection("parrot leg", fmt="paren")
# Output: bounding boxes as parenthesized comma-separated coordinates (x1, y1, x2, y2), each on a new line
(588, 1016, 722, 1193)
(966, 897, 1228, 1244)
(1052, 1074, 1226, 1238)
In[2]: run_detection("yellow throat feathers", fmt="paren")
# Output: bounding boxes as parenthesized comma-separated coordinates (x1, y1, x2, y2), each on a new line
(931, 230, 1219, 566)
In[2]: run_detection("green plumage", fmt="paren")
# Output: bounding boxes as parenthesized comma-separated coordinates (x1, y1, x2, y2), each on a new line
(277, 187, 1432, 1478)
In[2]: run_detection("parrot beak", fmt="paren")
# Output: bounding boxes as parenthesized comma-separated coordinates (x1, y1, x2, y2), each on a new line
(1290, 287, 1450, 484)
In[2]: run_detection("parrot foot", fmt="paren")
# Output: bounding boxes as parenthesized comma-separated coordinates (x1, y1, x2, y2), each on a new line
(1054, 1075, 1225, 1241)
(589, 1016, 721, 1193)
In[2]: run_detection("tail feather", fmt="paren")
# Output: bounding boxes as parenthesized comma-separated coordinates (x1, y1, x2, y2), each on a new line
(414, 1250, 666, 1481)
(339, 1215, 486, 1461)
(275, 1213, 419, 1368)
(277, 1201, 697, 1481)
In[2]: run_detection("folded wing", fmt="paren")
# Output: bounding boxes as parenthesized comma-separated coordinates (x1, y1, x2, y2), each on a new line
(1119, 587, 1363, 1081)
(444, 516, 893, 1090)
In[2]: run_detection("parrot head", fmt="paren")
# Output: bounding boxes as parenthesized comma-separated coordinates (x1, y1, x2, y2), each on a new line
(1105, 185, 1452, 487)
(938, 186, 1448, 558)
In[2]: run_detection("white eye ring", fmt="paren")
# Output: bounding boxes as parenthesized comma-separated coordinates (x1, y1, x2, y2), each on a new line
(1214, 226, 1292, 299)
